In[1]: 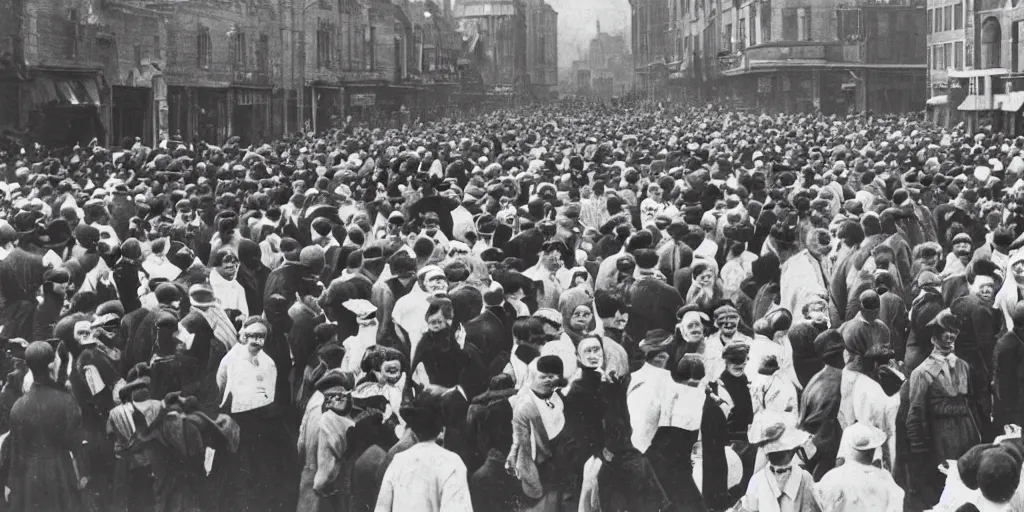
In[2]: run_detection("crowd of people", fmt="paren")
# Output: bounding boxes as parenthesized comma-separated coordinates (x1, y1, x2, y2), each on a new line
(0, 98, 1023, 512)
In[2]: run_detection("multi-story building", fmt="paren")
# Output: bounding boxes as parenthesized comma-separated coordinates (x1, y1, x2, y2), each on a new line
(644, 0, 928, 112)
(0, 0, 169, 147)
(524, 0, 557, 98)
(630, 0, 670, 94)
(454, 0, 528, 90)
(587, 23, 632, 97)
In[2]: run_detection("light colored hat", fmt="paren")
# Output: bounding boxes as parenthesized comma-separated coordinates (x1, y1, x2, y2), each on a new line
(342, 298, 377, 319)
(748, 412, 814, 455)
(533, 308, 562, 328)
(843, 422, 887, 452)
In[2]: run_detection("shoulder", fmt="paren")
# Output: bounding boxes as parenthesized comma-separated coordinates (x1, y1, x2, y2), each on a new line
(910, 360, 940, 382)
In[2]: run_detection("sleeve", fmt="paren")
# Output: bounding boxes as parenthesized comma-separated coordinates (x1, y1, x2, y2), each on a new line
(509, 405, 543, 499)
(994, 337, 1019, 427)
(905, 368, 934, 456)
(373, 461, 396, 512)
(439, 462, 474, 512)
(216, 352, 231, 393)
(312, 415, 348, 496)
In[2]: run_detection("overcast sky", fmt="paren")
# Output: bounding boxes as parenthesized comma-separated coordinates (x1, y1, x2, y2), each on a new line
(546, 0, 630, 67)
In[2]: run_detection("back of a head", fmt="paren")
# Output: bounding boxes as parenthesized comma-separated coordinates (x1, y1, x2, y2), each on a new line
(24, 341, 55, 378)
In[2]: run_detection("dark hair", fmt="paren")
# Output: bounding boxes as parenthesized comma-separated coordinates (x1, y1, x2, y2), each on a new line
(512, 317, 546, 344)
(671, 354, 705, 383)
(594, 290, 626, 319)
(424, 297, 455, 321)
(209, 247, 239, 268)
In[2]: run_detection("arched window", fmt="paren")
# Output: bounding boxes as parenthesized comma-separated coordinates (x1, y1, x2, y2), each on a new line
(982, 17, 1002, 69)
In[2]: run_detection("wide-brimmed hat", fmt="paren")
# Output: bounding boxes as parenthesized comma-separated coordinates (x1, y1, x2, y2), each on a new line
(188, 284, 218, 308)
(843, 422, 887, 452)
(748, 412, 814, 455)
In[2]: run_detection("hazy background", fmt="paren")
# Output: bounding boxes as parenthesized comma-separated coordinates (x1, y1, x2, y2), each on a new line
(547, 0, 630, 68)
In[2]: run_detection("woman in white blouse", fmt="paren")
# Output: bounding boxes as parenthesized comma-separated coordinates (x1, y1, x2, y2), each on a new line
(208, 248, 249, 317)
(212, 316, 299, 512)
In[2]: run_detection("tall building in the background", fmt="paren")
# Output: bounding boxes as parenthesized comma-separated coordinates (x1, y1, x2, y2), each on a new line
(572, 20, 632, 97)
(524, 0, 558, 99)
(630, 0, 670, 94)
(454, 0, 556, 99)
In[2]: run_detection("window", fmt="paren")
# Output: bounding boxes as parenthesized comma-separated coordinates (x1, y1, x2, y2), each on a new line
(153, 35, 161, 59)
(954, 2, 963, 29)
(944, 42, 952, 69)
(783, 8, 798, 40)
(256, 34, 269, 73)
(944, 5, 952, 31)
(934, 6, 942, 32)
(316, 21, 333, 69)
(65, 8, 79, 59)
(196, 26, 211, 69)
(369, 26, 377, 70)
(928, 9, 933, 34)
(749, 14, 757, 46)
(955, 40, 964, 68)
(723, 23, 732, 52)
(134, 45, 142, 67)
(933, 45, 942, 69)
(838, 9, 862, 42)
(232, 31, 247, 69)
(799, 7, 811, 40)
(738, 19, 746, 49)
(761, 1, 771, 43)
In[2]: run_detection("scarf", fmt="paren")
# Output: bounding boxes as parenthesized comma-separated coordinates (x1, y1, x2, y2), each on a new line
(194, 304, 238, 350)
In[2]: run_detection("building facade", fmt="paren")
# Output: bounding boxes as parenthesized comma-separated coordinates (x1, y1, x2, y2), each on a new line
(524, 0, 557, 98)
(636, 0, 928, 113)
(0, 0, 471, 147)
(454, 0, 528, 91)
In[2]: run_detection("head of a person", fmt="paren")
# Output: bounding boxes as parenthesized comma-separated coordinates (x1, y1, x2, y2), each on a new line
(372, 346, 406, 386)
(533, 309, 563, 340)
(929, 309, 960, 356)
(723, 343, 749, 378)
(913, 242, 942, 270)
(533, 355, 566, 395)
(671, 354, 705, 386)
(512, 317, 547, 349)
(676, 307, 707, 344)
(417, 265, 449, 295)
(424, 297, 455, 334)
(594, 290, 628, 330)
(801, 298, 829, 329)
(713, 304, 740, 337)
(952, 232, 974, 259)
(540, 239, 568, 269)
(566, 303, 594, 333)
(210, 248, 240, 281)
(25, 341, 57, 381)
(240, 317, 269, 356)
(692, 259, 717, 288)
(969, 259, 999, 304)
(576, 335, 605, 370)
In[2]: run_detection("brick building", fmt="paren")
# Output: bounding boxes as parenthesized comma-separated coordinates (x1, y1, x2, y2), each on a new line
(0, 0, 469, 147)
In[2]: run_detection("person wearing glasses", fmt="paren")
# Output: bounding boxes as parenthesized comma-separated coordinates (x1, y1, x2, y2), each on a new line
(212, 316, 299, 512)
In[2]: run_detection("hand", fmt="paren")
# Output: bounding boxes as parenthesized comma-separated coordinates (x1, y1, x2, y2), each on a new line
(602, 448, 615, 463)
(78, 477, 88, 490)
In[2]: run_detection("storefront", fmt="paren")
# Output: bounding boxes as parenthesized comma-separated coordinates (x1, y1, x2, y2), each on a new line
(167, 86, 229, 144)
(25, 72, 108, 147)
(231, 88, 272, 146)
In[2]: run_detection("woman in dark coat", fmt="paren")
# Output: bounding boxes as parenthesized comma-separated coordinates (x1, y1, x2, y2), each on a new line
(0, 245, 46, 341)
(645, 354, 729, 512)
(1, 341, 83, 512)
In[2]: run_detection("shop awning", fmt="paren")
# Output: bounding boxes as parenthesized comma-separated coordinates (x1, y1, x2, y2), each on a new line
(958, 95, 994, 111)
(1001, 91, 1024, 112)
(30, 75, 102, 108)
(926, 95, 947, 106)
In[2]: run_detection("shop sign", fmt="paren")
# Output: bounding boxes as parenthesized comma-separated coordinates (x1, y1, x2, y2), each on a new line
(351, 93, 376, 106)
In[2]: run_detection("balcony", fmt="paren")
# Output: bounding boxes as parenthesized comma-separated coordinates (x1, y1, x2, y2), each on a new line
(231, 68, 271, 87)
